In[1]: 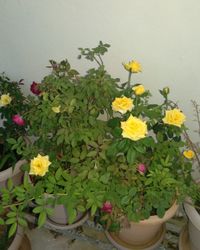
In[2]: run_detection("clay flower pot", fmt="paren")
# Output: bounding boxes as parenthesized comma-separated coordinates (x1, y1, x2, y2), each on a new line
(106, 201, 179, 250)
(47, 203, 89, 230)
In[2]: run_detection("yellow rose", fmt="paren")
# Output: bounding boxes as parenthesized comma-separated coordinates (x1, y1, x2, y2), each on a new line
(121, 115, 147, 141)
(112, 96, 133, 114)
(29, 154, 51, 177)
(183, 150, 195, 159)
(132, 85, 145, 95)
(0, 93, 12, 106)
(123, 60, 142, 73)
(52, 105, 61, 113)
(162, 109, 186, 127)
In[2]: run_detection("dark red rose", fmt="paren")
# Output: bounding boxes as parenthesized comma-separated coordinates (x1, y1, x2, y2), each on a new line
(101, 201, 113, 213)
(30, 81, 41, 95)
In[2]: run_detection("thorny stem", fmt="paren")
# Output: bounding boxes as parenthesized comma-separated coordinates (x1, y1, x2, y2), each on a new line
(127, 71, 132, 88)
(93, 56, 102, 67)
(97, 54, 104, 66)
(2, 193, 69, 209)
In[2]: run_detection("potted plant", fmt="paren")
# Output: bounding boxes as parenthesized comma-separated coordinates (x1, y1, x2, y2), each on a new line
(0, 42, 120, 233)
(182, 100, 200, 250)
(0, 73, 28, 188)
(93, 60, 197, 249)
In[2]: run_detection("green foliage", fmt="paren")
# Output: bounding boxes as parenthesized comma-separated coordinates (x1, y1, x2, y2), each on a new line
(1, 42, 198, 236)
(0, 74, 29, 170)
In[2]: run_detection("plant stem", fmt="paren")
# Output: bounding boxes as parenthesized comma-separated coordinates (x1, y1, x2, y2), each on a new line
(127, 71, 132, 88)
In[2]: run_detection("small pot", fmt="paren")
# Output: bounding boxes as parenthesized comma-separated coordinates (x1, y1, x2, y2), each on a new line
(48, 204, 84, 225)
(106, 201, 178, 250)
(0, 159, 26, 188)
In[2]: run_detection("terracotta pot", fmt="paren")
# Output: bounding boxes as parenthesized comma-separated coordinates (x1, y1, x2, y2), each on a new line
(184, 199, 200, 250)
(106, 201, 178, 250)
(30, 192, 89, 229)
(0, 159, 26, 188)
(48, 204, 84, 225)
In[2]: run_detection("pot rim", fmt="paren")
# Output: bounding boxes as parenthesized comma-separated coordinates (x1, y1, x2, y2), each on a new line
(129, 201, 179, 225)
(184, 198, 200, 229)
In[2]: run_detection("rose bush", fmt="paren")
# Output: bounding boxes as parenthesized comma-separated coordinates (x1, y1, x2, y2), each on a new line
(0, 74, 28, 171)
(0, 42, 198, 238)
(95, 58, 197, 231)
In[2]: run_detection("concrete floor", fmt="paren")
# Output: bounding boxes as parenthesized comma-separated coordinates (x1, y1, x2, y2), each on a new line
(23, 215, 186, 250)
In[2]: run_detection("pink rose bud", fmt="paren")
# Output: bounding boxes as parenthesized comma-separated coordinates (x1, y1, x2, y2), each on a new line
(137, 163, 147, 174)
(30, 81, 41, 95)
(101, 201, 113, 213)
(12, 114, 25, 126)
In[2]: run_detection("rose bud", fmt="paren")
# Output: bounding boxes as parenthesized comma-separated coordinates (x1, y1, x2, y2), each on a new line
(30, 81, 41, 95)
(101, 201, 113, 214)
(137, 163, 147, 174)
(12, 114, 25, 126)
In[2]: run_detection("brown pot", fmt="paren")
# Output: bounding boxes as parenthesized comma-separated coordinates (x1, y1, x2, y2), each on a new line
(47, 203, 89, 230)
(0, 159, 26, 188)
(106, 201, 178, 250)
(48, 204, 83, 225)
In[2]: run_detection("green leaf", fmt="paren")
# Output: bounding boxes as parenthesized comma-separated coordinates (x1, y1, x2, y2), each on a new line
(77, 205, 86, 212)
(134, 145, 146, 154)
(38, 211, 47, 228)
(121, 196, 130, 205)
(106, 143, 118, 158)
(18, 217, 28, 227)
(107, 117, 121, 128)
(69, 158, 80, 164)
(6, 217, 16, 225)
(112, 127, 122, 138)
(99, 173, 110, 184)
(7, 212, 16, 218)
(127, 147, 136, 164)
(33, 206, 43, 214)
(7, 178, 13, 191)
(8, 222, 17, 238)
(6, 138, 17, 144)
(55, 168, 62, 180)
(157, 206, 165, 218)
(91, 204, 97, 216)
(66, 205, 76, 224)
(0, 218, 4, 225)
(87, 151, 97, 158)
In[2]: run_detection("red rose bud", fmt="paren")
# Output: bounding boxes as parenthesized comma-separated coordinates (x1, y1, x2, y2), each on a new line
(101, 201, 113, 213)
(30, 81, 41, 95)
(12, 114, 25, 126)
(137, 163, 147, 174)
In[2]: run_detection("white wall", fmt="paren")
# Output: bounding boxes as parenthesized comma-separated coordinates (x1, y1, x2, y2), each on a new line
(0, 0, 200, 138)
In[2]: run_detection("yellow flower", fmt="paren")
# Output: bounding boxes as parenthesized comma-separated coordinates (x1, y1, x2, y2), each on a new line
(132, 85, 145, 95)
(52, 105, 61, 113)
(121, 115, 147, 141)
(29, 154, 51, 177)
(123, 60, 142, 73)
(162, 109, 186, 127)
(0, 93, 12, 106)
(112, 96, 134, 114)
(183, 150, 195, 159)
